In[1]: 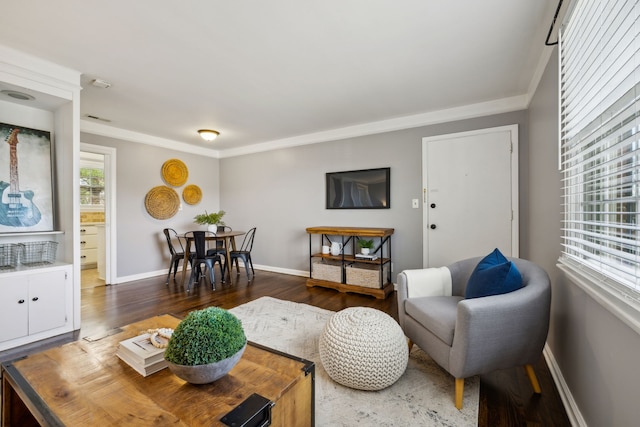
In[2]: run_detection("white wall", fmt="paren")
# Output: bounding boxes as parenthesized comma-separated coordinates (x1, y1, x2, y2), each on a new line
(527, 47, 640, 426)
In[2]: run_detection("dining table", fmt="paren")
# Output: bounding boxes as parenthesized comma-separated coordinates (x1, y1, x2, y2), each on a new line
(180, 230, 246, 286)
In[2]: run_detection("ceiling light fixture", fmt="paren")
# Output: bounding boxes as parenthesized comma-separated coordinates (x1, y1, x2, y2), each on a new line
(198, 129, 220, 141)
(1, 90, 35, 101)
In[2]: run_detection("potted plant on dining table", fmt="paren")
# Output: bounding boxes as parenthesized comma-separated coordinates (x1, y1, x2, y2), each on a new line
(193, 210, 226, 233)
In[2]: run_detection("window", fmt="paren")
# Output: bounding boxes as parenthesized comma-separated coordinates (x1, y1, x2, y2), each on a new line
(559, 0, 640, 298)
(80, 167, 105, 207)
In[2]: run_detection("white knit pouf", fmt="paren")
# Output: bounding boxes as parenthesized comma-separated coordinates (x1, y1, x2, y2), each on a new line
(319, 307, 408, 391)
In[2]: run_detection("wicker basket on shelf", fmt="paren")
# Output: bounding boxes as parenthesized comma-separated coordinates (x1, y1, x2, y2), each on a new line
(346, 263, 389, 289)
(311, 259, 342, 283)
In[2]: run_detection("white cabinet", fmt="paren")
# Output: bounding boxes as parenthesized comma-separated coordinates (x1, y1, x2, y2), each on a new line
(0, 264, 72, 351)
(80, 225, 98, 268)
(1, 44, 81, 351)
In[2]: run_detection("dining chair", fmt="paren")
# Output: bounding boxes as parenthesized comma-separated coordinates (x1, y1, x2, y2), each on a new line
(163, 228, 194, 285)
(206, 225, 232, 259)
(184, 231, 225, 291)
(230, 227, 256, 280)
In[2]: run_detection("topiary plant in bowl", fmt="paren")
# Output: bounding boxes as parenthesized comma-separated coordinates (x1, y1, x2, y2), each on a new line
(165, 306, 246, 384)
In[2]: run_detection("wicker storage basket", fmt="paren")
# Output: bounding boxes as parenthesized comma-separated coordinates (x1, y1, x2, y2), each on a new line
(311, 259, 342, 283)
(346, 263, 389, 289)
(0, 243, 20, 269)
(20, 241, 58, 265)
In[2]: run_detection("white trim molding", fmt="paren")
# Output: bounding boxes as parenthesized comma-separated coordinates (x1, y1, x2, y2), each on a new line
(80, 94, 528, 159)
(80, 120, 220, 158)
(543, 344, 587, 427)
(557, 262, 640, 336)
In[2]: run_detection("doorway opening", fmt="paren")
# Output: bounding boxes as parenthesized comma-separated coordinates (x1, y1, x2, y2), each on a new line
(80, 143, 117, 286)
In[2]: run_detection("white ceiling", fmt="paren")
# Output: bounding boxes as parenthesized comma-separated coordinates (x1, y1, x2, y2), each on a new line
(0, 1, 557, 155)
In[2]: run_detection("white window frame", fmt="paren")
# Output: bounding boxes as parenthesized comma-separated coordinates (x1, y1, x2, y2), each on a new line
(80, 160, 105, 210)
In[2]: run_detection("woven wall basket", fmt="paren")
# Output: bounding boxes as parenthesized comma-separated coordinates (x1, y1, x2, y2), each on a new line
(162, 158, 189, 187)
(145, 186, 180, 220)
(182, 184, 202, 205)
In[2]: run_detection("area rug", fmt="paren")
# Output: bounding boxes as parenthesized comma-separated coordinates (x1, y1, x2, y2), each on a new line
(229, 296, 479, 426)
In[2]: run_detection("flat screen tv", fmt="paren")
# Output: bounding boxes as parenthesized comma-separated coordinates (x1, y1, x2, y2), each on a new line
(326, 167, 390, 209)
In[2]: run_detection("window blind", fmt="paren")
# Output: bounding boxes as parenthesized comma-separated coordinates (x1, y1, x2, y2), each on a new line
(560, 0, 640, 294)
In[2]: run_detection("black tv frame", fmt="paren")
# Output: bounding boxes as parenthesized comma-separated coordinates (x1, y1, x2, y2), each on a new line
(325, 167, 390, 209)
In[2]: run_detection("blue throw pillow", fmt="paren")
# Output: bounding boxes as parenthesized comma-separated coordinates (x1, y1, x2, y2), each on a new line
(465, 248, 523, 299)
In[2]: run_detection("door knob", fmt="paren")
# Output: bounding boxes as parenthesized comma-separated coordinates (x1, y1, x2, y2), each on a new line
(430, 224, 437, 230)
(430, 203, 436, 208)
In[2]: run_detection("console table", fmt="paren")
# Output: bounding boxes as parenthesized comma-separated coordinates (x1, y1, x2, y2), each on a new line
(306, 226, 394, 299)
(1, 315, 314, 426)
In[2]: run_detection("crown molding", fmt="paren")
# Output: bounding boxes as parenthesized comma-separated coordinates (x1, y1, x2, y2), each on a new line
(81, 94, 528, 159)
(219, 95, 529, 158)
(80, 120, 220, 158)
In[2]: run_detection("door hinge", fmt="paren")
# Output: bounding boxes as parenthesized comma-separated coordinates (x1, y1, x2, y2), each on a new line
(423, 188, 427, 203)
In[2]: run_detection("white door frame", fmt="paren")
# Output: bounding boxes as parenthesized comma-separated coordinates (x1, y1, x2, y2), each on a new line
(421, 124, 519, 267)
(80, 143, 117, 284)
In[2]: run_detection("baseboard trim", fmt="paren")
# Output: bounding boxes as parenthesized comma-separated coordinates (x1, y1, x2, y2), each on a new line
(113, 264, 308, 285)
(543, 344, 587, 427)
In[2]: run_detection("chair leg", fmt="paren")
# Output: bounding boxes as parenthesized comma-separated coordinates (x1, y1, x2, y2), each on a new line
(218, 259, 225, 283)
(205, 260, 216, 290)
(455, 378, 464, 409)
(165, 266, 172, 285)
(187, 266, 197, 292)
(243, 255, 252, 280)
(247, 254, 255, 277)
(524, 364, 542, 394)
(172, 258, 180, 279)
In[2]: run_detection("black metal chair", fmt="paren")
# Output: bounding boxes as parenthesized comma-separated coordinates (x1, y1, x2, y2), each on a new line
(230, 227, 256, 280)
(163, 228, 194, 285)
(206, 225, 232, 259)
(184, 231, 225, 291)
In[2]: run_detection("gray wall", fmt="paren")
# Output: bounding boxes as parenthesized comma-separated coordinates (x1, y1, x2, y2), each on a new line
(80, 132, 221, 278)
(219, 111, 526, 279)
(528, 48, 640, 426)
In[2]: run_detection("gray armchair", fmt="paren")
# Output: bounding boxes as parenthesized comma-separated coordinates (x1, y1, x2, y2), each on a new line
(397, 257, 551, 409)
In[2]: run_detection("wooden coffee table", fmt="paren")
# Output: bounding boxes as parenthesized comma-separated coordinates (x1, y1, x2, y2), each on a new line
(1, 314, 315, 426)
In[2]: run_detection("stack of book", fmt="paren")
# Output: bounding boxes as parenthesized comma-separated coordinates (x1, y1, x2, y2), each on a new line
(116, 333, 168, 376)
(355, 253, 379, 261)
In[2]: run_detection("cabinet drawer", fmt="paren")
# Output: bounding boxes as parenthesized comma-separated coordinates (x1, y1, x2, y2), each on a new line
(79, 225, 98, 235)
(80, 234, 98, 249)
(80, 248, 97, 265)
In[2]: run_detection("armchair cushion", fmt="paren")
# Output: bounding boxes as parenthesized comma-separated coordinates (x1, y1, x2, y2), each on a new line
(465, 248, 522, 299)
(405, 296, 464, 346)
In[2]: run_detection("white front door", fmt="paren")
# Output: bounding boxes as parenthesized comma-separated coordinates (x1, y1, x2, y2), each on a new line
(422, 125, 518, 267)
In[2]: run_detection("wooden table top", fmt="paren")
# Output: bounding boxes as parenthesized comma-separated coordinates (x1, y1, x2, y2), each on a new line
(3, 315, 313, 426)
(306, 226, 394, 237)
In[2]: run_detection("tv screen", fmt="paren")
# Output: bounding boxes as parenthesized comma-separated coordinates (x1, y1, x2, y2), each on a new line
(326, 167, 390, 209)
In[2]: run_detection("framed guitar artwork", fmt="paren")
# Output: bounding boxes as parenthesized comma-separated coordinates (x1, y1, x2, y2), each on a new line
(0, 123, 54, 232)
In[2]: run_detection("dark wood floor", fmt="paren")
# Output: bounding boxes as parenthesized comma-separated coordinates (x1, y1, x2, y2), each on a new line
(10, 269, 572, 426)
